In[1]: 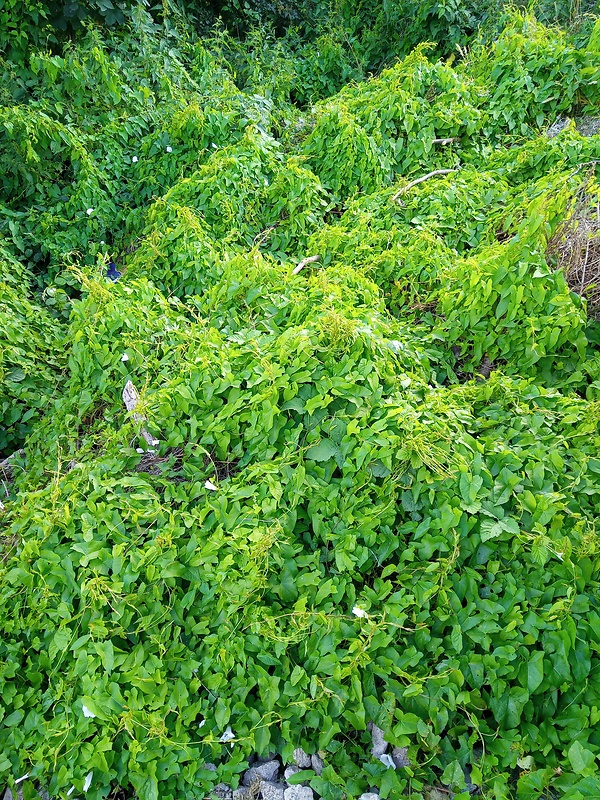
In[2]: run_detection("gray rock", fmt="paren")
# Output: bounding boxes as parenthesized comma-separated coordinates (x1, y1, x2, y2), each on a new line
(243, 760, 280, 786)
(284, 788, 314, 800)
(205, 763, 218, 772)
(257, 753, 278, 764)
(292, 748, 311, 769)
(576, 116, 600, 137)
(233, 788, 252, 800)
(284, 766, 300, 781)
(260, 781, 285, 800)
(359, 794, 380, 800)
(310, 754, 324, 776)
(212, 785, 233, 800)
(369, 723, 388, 758)
(392, 747, 410, 768)
(547, 117, 571, 138)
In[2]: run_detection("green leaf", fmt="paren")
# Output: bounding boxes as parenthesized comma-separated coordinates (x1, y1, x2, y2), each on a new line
(568, 741, 597, 775)
(306, 439, 338, 461)
(527, 651, 544, 693)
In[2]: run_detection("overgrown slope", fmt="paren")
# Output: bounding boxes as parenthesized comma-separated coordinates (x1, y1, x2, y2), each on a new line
(1, 6, 600, 800)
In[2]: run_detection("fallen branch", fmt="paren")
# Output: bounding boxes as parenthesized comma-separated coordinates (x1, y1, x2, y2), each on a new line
(293, 255, 320, 274)
(123, 380, 160, 447)
(392, 168, 458, 204)
(432, 137, 457, 145)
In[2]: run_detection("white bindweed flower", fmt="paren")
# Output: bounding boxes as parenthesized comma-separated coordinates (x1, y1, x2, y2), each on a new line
(83, 772, 93, 792)
(81, 704, 96, 718)
(100, 240, 105, 245)
(379, 754, 395, 769)
(132, 156, 139, 163)
(352, 606, 368, 618)
(205, 479, 218, 491)
(166, 146, 173, 153)
(15, 774, 29, 784)
(121, 353, 129, 362)
(219, 726, 235, 743)
(86, 208, 94, 216)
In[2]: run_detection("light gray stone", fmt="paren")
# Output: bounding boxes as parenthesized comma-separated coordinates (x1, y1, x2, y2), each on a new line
(284, 766, 300, 781)
(369, 723, 388, 758)
(392, 747, 410, 768)
(243, 760, 280, 786)
(233, 788, 252, 800)
(205, 763, 218, 772)
(310, 754, 324, 776)
(359, 794, 379, 800)
(284, 787, 314, 800)
(212, 785, 233, 800)
(260, 781, 285, 800)
(292, 748, 311, 769)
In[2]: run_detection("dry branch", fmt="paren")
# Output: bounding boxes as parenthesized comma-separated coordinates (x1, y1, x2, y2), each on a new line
(392, 168, 458, 204)
(432, 137, 457, 145)
(293, 255, 320, 274)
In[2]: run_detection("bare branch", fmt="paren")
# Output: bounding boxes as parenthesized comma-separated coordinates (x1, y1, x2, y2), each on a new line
(432, 137, 457, 145)
(292, 255, 320, 274)
(392, 168, 458, 204)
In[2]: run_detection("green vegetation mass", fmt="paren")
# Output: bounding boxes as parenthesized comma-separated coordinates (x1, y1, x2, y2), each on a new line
(2, 1, 600, 798)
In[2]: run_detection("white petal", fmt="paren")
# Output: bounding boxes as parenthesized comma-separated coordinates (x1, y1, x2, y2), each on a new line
(83, 771, 93, 792)
(219, 726, 235, 742)
(211, 143, 218, 148)
(100, 240, 105, 245)
(132, 156, 139, 163)
(198, 719, 206, 728)
(379, 754, 395, 769)
(81, 704, 96, 718)
(136, 448, 144, 454)
(15, 774, 29, 784)
(86, 208, 94, 215)
(121, 353, 129, 362)
(352, 606, 368, 618)
(166, 146, 173, 153)
(205, 480, 218, 491)
(151, 438, 160, 446)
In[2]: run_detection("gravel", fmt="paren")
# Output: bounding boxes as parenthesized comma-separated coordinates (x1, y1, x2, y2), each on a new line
(283, 787, 314, 800)
(259, 781, 285, 800)
(212, 785, 233, 800)
(284, 766, 301, 781)
(392, 747, 410, 768)
(243, 760, 280, 786)
(369, 724, 388, 758)
(359, 794, 380, 800)
(293, 748, 311, 769)
(310, 754, 324, 776)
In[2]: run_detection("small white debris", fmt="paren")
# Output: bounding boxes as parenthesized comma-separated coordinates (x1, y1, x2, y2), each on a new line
(82, 704, 96, 718)
(352, 606, 368, 618)
(198, 719, 206, 729)
(100, 240, 105, 245)
(166, 146, 173, 153)
(379, 754, 396, 769)
(219, 726, 235, 743)
(136, 448, 145, 454)
(121, 353, 129, 362)
(132, 156, 139, 163)
(86, 208, 94, 216)
(83, 771, 93, 792)
(150, 438, 160, 446)
(205, 480, 218, 491)
(122, 380, 140, 412)
(211, 143, 218, 148)
(67, 787, 75, 797)
(15, 774, 29, 784)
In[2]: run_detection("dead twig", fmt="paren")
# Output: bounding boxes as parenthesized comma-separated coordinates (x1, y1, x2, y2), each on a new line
(122, 381, 160, 447)
(292, 255, 320, 274)
(392, 169, 458, 204)
(432, 137, 457, 145)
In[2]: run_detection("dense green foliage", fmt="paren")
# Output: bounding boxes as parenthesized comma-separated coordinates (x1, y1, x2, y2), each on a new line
(2, 3, 600, 799)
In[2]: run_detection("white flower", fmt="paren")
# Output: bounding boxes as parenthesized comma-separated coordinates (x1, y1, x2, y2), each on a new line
(100, 240, 105, 245)
(219, 726, 235, 743)
(205, 479, 218, 491)
(166, 146, 173, 153)
(81, 704, 96, 718)
(132, 156, 138, 163)
(198, 719, 206, 729)
(83, 771, 93, 792)
(379, 754, 395, 769)
(352, 606, 368, 618)
(86, 208, 94, 216)
(15, 774, 29, 784)
(211, 143, 218, 148)
(136, 448, 145, 454)
(121, 353, 129, 362)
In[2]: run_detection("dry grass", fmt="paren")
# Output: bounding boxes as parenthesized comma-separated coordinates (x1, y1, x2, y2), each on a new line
(548, 185, 600, 319)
